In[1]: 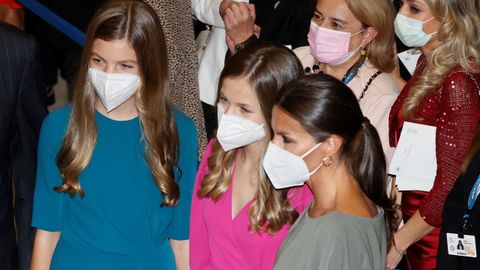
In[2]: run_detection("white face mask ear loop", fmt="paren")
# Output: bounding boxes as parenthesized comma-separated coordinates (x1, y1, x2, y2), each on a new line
(300, 142, 323, 159)
(423, 17, 435, 24)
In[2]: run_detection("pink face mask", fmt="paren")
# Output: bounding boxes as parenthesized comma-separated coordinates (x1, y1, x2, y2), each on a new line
(307, 21, 363, 65)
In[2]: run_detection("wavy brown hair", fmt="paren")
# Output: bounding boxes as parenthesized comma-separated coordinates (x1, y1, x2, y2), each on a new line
(198, 43, 304, 234)
(54, 0, 180, 206)
(403, 0, 480, 117)
(345, 0, 397, 73)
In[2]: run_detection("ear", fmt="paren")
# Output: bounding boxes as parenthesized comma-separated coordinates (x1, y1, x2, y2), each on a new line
(323, 135, 344, 157)
(361, 26, 378, 46)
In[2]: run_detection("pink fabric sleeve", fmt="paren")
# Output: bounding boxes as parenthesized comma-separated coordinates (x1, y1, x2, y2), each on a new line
(418, 71, 480, 226)
(189, 140, 215, 269)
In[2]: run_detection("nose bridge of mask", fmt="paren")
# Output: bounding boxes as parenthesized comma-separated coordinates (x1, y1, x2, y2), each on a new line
(216, 112, 266, 151)
(220, 113, 265, 131)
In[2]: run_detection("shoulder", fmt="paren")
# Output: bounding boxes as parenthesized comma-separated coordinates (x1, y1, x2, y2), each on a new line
(173, 108, 197, 143)
(361, 61, 400, 96)
(442, 66, 480, 89)
(440, 66, 480, 104)
(40, 105, 72, 140)
(0, 22, 36, 54)
(287, 185, 313, 213)
(173, 108, 195, 132)
(292, 46, 315, 69)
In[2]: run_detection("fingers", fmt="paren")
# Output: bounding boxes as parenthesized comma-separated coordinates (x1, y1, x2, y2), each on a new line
(223, 2, 256, 45)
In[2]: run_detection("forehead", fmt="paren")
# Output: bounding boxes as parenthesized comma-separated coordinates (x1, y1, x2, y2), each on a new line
(91, 38, 137, 61)
(316, 0, 357, 21)
(272, 106, 309, 136)
(220, 76, 258, 104)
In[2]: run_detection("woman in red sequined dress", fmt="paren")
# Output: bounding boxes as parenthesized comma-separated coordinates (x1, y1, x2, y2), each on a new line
(386, 0, 480, 270)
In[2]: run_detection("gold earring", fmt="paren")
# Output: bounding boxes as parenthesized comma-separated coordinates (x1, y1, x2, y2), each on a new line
(360, 45, 366, 56)
(322, 156, 333, 167)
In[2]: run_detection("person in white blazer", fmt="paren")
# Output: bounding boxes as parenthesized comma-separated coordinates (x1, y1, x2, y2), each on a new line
(192, 0, 249, 138)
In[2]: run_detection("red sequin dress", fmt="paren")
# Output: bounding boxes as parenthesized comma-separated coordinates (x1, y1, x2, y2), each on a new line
(389, 56, 480, 270)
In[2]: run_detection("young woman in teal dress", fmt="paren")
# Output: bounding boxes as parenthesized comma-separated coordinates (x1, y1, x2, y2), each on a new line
(29, 1, 198, 269)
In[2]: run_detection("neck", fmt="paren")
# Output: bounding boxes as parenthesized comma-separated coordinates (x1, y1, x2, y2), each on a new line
(95, 96, 138, 121)
(421, 37, 440, 57)
(322, 53, 362, 81)
(240, 140, 265, 167)
(307, 161, 359, 216)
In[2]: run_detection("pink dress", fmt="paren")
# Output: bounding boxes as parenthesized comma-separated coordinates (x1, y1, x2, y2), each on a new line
(190, 141, 313, 270)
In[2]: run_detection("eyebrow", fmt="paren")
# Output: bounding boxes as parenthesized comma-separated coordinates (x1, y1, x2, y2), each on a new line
(277, 131, 291, 137)
(90, 52, 137, 64)
(314, 9, 348, 25)
(236, 102, 254, 108)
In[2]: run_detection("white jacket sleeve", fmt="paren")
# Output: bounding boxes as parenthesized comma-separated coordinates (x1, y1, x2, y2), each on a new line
(191, 0, 225, 28)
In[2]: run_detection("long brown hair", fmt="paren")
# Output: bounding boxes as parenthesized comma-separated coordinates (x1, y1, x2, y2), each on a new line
(54, 0, 180, 206)
(198, 43, 304, 234)
(276, 74, 398, 237)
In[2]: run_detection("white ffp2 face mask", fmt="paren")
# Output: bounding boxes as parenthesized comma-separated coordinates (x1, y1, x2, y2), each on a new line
(394, 14, 437, 47)
(216, 106, 266, 152)
(89, 68, 141, 112)
(263, 142, 323, 189)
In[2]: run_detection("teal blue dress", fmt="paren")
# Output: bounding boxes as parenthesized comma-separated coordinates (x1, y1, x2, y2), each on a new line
(32, 105, 198, 270)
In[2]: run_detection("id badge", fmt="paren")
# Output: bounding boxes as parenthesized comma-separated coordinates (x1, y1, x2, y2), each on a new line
(446, 233, 477, 258)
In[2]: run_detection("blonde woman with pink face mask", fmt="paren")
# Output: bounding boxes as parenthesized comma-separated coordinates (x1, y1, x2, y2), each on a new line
(294, 0, 399, 168)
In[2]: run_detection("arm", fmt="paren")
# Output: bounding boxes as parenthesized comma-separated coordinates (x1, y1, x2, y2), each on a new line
(30, 229, 60, 270)
(190, 141, 215, 269)
(170, 239, 189, 270)
(12, 33, 48, 249)
(387, 70, 480, 269)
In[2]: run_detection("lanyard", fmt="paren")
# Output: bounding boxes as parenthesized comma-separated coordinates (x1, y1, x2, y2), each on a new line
(462, 174, 480, 230)
(341, 56, 365, 85)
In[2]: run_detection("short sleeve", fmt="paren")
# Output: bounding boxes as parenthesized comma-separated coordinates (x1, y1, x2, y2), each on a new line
(31, 114, 65, 232)
(169, 113, 199, 240)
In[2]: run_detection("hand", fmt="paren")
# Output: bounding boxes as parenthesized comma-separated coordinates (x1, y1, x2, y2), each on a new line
(223, 3, 256, 45)
(219, 0, 234, 19)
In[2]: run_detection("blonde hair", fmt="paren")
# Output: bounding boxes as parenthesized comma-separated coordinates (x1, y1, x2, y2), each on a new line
(403, 0, 480, 117)
(54, 0, 180, 206)
(198, 43, 304, 234)
(345, 0, 396, 72)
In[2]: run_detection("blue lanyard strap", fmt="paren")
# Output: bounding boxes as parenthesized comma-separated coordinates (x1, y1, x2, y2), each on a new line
(463, 174, 480, 221)
(341, 57, 365, 85)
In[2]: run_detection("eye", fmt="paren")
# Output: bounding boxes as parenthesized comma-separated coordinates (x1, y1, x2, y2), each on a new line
(282, 135, 292, 144)
(410, 4, 421, 14)
(91, 57, 103, 64)
(218, 95, 228, 103)
(241, 106, 252, 113)
(120, 63, 134, 69)
(312, 12, 323, 21)
(331, 21, 343, 30)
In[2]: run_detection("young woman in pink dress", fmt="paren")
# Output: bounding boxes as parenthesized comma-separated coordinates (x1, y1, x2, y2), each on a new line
(189, 43, 312, 270)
